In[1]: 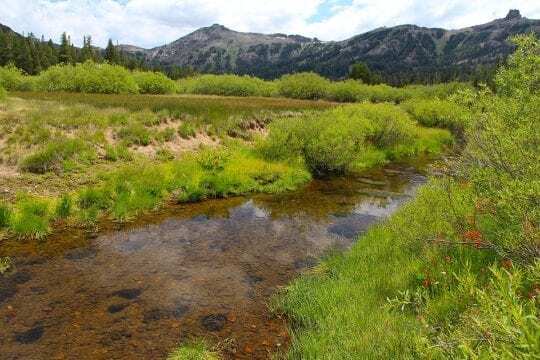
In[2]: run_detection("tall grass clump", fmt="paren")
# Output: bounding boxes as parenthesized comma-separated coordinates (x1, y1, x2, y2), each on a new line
(0, 85, 6, 100)
(167, 340, 220, 360)
(9, 195, 53, 239)
(36, 61, 139, 94)
(132, 71, 177, 94)
(179, 74, 276, 97)
(19, 138, 96, 174)
(275, 34, 540, 360)
(277, 72, 330, 100)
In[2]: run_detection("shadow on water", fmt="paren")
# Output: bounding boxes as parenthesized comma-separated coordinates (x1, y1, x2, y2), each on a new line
(0, 164, 428, 359)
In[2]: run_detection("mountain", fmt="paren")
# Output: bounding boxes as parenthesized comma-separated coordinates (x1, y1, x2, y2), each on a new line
(122, 10, 540, 84)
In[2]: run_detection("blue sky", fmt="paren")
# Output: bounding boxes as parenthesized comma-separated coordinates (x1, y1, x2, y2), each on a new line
(1, 0, 539, 48)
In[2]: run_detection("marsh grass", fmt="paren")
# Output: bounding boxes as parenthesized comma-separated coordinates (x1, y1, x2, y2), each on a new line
(167, 340, 220, 360)
(9, 195, 53, 239)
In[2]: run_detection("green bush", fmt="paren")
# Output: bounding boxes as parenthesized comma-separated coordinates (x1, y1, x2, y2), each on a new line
(179, 74, 276, 97)
(132, 71, 177, 94)
(401, 98, 469, 133)
(327, 80, 364, 102)
(36, 61, 139, 94)
(260, 103, 434, 176)
(0, 64, 35, 91)
(277, 72, 330, 100)
(10, 196, 52, 239)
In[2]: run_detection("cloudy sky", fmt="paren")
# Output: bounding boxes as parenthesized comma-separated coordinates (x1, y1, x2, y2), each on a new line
(1, 0, 540, 48)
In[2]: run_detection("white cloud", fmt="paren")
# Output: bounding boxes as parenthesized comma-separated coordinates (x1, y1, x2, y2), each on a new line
(0, 0, 539, 48)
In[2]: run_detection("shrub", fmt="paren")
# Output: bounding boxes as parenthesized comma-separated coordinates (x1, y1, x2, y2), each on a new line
(0, 64, 35, 91)
(327, 80, 364, 102)
(277, 72, 330, 100)
(36, 61, 139, 94)
(10, 196, 52, 239)
(132, 71, 177, 94)
(401, 99, 470, 133)
(180, 74, 275, 97)
(260, 103, 428, 176)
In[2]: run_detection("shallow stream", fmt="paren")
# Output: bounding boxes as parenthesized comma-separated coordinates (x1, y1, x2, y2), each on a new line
(0, 164, 428, 359)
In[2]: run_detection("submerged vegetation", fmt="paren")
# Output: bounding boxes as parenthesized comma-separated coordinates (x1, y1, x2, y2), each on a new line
(275, 34, 540, 359)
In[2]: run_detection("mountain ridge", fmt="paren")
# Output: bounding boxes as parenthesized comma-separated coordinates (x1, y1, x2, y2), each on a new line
(117, 9, 540, 83)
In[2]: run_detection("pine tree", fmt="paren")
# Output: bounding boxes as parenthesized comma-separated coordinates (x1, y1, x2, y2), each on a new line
(59, 32, 72, 64)
(80, 35, 95, 62)
(104, 38, 118, 64)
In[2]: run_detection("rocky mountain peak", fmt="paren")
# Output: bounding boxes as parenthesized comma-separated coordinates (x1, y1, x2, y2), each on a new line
(505, 9, 522, 21)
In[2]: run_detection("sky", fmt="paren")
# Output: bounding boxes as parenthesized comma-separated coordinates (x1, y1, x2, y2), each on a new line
(1, 0, 540, 48)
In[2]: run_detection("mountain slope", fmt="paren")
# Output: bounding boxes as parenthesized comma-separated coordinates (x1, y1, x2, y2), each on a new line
(126, 10, 539, 83)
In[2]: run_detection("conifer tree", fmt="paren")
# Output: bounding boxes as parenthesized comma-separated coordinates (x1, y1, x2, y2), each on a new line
(104, 38, 118, 64)
(58, 32, 72, 64)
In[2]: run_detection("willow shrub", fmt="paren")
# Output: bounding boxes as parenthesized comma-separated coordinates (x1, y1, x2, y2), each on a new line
(277, 72, 331, 100)
(132, 71, 177, 94)
(36, 61, 139, 94)
(259, 103, 447, 176)
(179, 74, 276, 97)
(0, 64, 35, 91)
(401, 98, 470, 134)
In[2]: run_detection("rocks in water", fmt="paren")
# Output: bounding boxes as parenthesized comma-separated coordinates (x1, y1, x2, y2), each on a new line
(108, 303, 130, 314)
(64, 247, 97, 261)
(143, 304, 189, 323)
(244, 273, 263, 286)
(200, 313, 227, 331)
(14, 326, 44, 344)
(111, 288, 142, 300)
(11, 271, 31, 285)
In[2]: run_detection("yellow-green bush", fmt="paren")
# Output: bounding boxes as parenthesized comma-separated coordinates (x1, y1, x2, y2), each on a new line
(401, 98, 470, 134)
(259, 103, 448, 176)
(132, 71, 177, 94)
(36, 61, 139, 94)
(178, 74, 276, 97)
(277, 72, 330, 100)
(0, 64, 35, 91)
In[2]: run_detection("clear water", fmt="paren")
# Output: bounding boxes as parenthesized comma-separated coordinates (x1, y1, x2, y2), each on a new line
(0, 165, 427, 359)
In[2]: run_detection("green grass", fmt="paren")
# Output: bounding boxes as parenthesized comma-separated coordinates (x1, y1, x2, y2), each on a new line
(167, 340, 220, 360)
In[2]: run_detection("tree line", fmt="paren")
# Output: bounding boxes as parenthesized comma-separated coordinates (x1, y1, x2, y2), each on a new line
(0, 28, 196, 79)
